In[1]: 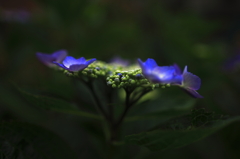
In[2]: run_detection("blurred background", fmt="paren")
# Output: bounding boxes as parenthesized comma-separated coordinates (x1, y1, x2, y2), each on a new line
(1, 0, 240, 158)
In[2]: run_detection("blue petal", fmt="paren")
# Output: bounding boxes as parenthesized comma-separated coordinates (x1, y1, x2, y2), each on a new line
(76, 57, 86, 64)
(54, 56, 96, 72)
(68, 64, 87, 72)
(152, 66, 182, 84)
(68, 58, 96, 72)
(138, 58, 183, 84)
(36, 52, 55, 67)
(138, 58, 158, 75)
(145, 58, 158, 69)
(173, 64, 182, 75)
(182, 66, 201, 90)
(53, 61, 68, 70)
(36, 50, 68, 67)
(152, 66, 175, 79)
(85, 58, 97, 65)
(183, 88, 203, 98)
(52, 50, 68, 63)
(62, 56, 80, 68)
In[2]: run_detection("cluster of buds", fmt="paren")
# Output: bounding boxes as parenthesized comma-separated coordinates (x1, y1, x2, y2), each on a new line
(106, 68, 160, 90)
(78, 61, 112, 79)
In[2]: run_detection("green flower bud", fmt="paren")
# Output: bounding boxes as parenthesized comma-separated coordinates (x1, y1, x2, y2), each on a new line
(130, 80, 136, 84)
(166, 83, 171, 87)
(114, 78, 120, 83)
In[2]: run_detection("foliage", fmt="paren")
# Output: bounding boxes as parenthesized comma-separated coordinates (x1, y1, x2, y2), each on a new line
(0, 122, 77, 159)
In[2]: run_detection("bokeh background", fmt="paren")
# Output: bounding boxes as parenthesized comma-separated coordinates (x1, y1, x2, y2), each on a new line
(1, 0, 240, 158)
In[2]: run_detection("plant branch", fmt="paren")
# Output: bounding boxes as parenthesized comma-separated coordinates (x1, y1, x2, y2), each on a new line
(113, 89, 132, 129)
(79, 78, 109, 120)
(106, 87, 114, 122)
(130, 89, 151, 106)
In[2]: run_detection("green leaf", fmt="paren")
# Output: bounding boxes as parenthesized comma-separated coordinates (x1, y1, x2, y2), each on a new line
(0, 122, 77, 159)
(122, 97, 195, 134)
(125, 116, 240, 151)
(125, 99, 195, 122)
(18, 87, 101, 120)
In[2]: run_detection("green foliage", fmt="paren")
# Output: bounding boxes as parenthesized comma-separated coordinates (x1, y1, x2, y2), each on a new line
(190, 108, 227, 127)
(0, 122, 76, 159)
(123, 97, 196, 134)
(18, 87, 101, 120)
(125, 115, 240, 152)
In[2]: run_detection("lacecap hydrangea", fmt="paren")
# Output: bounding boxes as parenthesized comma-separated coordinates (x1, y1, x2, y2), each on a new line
(36, 51, 203, 98)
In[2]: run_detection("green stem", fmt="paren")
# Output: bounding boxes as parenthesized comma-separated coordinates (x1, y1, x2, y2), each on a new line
(79, 78, 109, 121)
(107, 87, 114, 122)
(111, 88, 151, 141)
(88, 82, 109, 120)
(111, 89, 132, 141)
(115, 89, 131, 126)
(130, 89, 151, 106)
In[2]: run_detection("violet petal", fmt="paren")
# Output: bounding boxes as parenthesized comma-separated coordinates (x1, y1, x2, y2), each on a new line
(52, 62, 68, 70)
(62, 56, 79, 68)
(36, 50, 68, 67)
(183, 88, 204, 98)
(85, 58, 97, 65)
(36, 53, 55, 67)
(52, 50, 68, 63)
(138, 58, 158, 75)
(182, 66, 201, 90)
(68, 64, 87, 72)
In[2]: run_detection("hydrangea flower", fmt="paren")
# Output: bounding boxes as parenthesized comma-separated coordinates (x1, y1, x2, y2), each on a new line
(53, 56, 96, 72)
(36, 50, 67, 67)
(137, 58, 182, 84)
(138, 58, 203, 98)
(180, 66, 203, 98)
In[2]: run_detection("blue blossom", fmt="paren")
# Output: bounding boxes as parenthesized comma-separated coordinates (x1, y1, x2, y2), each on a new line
(36, 50, 67, 67)
(138, 58, 203, 98)
(138, 58, 182, 84)
(180, 66, 203, 98)
(53, 56, 96, 72)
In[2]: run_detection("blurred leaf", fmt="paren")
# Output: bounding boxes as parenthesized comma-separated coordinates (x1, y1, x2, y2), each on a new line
(125, 116, 240, 151)
(0, 122, 77, 159)
(128, 89, 196, 116)
(122, 95, 196, 134)
(125, 99, 195, 122)
(18, 87, 101, 120)
(0, 82, 45, 122)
